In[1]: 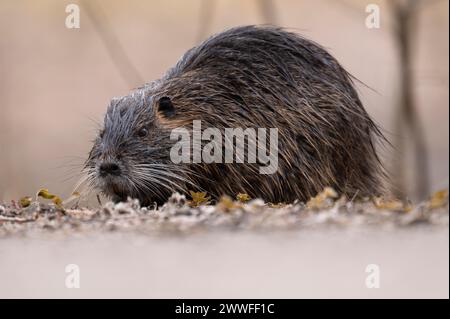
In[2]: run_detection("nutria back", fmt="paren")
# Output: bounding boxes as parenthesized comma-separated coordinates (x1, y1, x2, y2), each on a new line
(86, 25, 386, 205)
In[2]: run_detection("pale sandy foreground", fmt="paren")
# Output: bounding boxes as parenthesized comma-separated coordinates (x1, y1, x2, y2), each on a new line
(0, 229, 448, 298)
(0, 193, 448, 298)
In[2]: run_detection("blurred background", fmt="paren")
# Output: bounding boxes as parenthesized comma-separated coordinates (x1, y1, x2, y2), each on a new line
(0, 0, 448, 203)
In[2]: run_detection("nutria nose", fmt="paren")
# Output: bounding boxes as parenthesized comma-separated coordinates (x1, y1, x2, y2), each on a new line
(99, 162, 121, 177)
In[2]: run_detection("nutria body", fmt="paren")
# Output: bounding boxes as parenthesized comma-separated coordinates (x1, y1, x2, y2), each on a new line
(86, 25, 385, 205)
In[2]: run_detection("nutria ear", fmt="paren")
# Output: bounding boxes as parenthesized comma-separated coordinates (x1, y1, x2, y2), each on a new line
(157, 96, 176, 117)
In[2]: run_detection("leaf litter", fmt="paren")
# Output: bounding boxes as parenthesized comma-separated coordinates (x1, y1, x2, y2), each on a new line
(0, 188, 448, 237)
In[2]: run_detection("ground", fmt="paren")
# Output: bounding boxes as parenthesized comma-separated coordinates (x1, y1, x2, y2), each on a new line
(0, 190, 448, 298)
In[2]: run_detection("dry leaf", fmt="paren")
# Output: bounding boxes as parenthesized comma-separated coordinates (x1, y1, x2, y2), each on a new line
(322, 187, 338, 199)
(429, 189, 449, 209)
(268, 202, 287, 208)
(217, 195, 240, 212)
(373, 197, 409, 212)
(62, 191, 82, 206)
(188, 191, 211, 207)
(307, 187, 339, 209)
(37, 188, 55, 200)
(236, 193, 251, 202)
(52, 196, 63, 207)
(36, 188, 64, 209)
(19, 196, 32, 208)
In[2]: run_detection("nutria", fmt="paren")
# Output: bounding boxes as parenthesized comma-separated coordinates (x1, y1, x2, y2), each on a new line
(84, 25, 386, 206)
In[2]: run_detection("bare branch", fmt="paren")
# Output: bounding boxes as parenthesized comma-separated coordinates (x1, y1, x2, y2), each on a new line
(81, 0, 144, 88)
(195, 0, 216, 43)
(259, 0, 278, 25)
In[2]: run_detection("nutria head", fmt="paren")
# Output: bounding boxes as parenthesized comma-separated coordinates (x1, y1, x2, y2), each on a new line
(85, 89, 189, 206)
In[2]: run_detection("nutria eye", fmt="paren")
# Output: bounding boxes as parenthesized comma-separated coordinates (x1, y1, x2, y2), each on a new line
(137, 128, 148, 138)
(99, 130, 105, 139)
(158, 96, 175, 117)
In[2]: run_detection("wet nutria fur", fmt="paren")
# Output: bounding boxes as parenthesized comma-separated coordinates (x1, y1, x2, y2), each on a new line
(85, 25, 386, 205)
